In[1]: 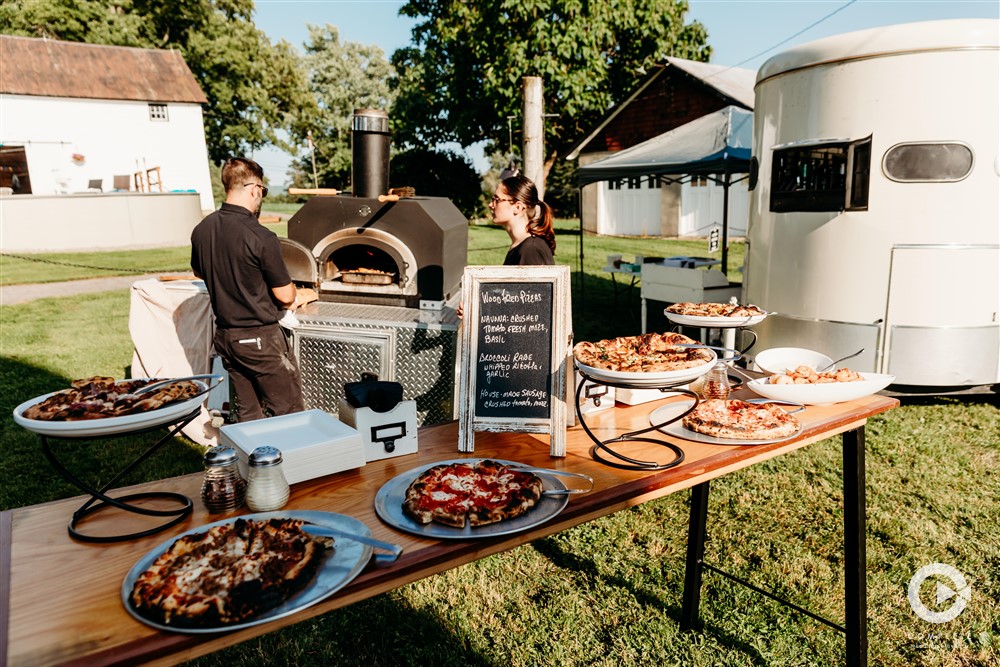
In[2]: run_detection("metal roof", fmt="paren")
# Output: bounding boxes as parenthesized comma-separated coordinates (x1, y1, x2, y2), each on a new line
(0, 35, 208, 104)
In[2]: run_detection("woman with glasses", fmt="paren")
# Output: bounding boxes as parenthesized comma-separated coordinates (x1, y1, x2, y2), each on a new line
(489, 174, 555, 266)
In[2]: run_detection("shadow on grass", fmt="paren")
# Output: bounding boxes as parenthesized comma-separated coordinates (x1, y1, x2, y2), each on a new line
(0, 356, 203, 512)
(530, 531, 772, 666)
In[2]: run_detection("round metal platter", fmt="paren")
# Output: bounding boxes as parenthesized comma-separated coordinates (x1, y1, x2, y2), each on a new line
(649, 401, 803, 446)
(665, 311, 768, 328)
(121, 510, 373, 634)
(374, 458, 569, 539)
(574, 352, 716, 387)
(13, 379, 209, 438)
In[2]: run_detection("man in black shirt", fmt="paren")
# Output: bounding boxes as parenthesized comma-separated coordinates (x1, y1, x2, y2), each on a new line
(191, 157, 305, 421)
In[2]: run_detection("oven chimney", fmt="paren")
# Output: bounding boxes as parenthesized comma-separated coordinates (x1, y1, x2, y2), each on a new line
(351, 109, 390, 198)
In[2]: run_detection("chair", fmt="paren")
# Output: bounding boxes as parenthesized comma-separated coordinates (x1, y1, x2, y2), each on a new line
(133, 170, 146, 192)
(146, 166, 163, 192)
(112, 174, 131, 191)
(87, 179, 103, 192)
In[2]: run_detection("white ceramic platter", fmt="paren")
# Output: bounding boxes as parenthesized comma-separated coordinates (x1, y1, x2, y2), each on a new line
(574, 351, 717, 388)
(665, 310, 768, 328)
(12, 379, 209, 438)
(746, 372, 895, 406)
(121, 510, 372, 634)
(374, 459, 569, 539)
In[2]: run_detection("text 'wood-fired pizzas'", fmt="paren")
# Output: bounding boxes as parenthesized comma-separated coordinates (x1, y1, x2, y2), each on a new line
(573, 331, 712, 373)
(129, 518, 331, 628)
(402, 460, 545, 528)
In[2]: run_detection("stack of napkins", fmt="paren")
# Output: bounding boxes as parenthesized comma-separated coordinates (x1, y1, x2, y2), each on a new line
(220, 409, 366, 485)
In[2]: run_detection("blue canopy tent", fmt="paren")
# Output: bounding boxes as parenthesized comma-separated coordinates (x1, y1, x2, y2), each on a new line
(576, 105, 753, 278)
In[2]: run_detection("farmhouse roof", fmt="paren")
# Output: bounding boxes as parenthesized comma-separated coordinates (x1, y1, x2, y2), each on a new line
(0, 35, 208, 104)
(566, 57, 755, 160)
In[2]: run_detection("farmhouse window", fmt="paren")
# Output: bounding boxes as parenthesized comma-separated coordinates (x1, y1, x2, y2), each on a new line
(882, 142, 973, 182)
(148, 104, 169, 121)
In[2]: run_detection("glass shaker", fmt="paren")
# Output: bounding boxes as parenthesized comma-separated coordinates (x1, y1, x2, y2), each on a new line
(201, 445, 247, 513)
(701, 361, 732, 400)
(245, 446, 290, 512)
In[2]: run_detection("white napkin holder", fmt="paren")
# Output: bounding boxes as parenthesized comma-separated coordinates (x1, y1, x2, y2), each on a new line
(220, 409, 366, 485)
(615, 385, 689, 405)
(337, 398, 418, 462)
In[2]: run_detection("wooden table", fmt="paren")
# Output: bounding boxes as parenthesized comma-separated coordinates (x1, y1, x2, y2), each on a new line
(1, 390, 897, 667)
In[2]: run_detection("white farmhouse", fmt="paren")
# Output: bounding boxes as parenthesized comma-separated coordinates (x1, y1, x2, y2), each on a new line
(0, 36, 215, 251)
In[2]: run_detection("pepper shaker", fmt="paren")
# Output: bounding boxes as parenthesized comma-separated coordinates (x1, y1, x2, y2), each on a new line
(201, 445, 247, 513)
(245, 446, 290, 512)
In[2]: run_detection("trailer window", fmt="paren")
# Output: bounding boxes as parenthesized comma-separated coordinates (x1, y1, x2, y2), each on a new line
(883, 142, 973, 182)
(846, 137, 872, 210)
(770, 143, 848, 212)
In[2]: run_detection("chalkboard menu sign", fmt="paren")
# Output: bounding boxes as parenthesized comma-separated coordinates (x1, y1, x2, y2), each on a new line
(458, 266, 572, 456)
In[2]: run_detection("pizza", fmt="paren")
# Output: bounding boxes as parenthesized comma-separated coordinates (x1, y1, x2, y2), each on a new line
(129, 518, 332, 628)
(22, 376, 201, 421)
(402, 460, 545, 528)
(769, 366, 864, 384)
(573, 331, 713, 373)
(682, 398, 800, 440)
(666, 302, 766, 318)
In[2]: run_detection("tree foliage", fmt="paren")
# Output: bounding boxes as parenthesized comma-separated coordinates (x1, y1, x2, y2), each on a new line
(390, 148, 481, 218)
(287, 25, 395, 190)
(0, 0, 311, 163)
(391, 0, 711, 181)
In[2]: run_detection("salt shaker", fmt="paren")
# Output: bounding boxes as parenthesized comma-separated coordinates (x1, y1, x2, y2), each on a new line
(245, 446, 290, 512)
(701, 361, 731, 400)
(201, 445, 246, 513)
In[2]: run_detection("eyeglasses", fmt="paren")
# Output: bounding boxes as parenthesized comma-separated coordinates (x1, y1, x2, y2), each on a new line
(244, 182, 268, 198)
(490, 195, 514, 206)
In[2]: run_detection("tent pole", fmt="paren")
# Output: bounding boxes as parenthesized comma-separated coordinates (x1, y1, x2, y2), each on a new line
(721, 170, 730, 277)
(578, 186, 585, 297)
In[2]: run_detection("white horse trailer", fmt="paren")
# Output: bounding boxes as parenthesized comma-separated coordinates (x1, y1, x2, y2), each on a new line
(744, 19, 999, 389)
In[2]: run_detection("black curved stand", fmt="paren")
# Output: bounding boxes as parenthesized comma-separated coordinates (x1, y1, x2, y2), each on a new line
(39, 410, 198, 543)
(575, 370, 699, 471)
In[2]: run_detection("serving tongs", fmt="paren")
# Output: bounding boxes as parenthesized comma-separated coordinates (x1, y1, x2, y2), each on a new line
(507, 466, 595, 496)
(132, 374, 224, 398)
(301, 524, 404, 563)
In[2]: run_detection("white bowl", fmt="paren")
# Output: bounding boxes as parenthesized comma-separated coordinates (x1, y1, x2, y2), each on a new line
(746, 372, 895, 405)
(752, 347, 835, 376)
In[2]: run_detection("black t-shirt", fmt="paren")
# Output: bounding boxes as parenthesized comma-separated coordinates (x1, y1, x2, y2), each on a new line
(190, 203, 292, 329)
(504, 235, 554, 266)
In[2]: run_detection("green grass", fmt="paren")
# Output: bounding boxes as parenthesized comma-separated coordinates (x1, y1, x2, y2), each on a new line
(1, 227, 996, 666)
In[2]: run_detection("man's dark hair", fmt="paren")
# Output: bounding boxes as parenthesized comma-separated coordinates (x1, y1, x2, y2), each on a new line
(221, 157, 264, 193)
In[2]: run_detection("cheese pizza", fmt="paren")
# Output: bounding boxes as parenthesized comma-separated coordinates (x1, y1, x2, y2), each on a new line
(682, 398, 800, 440)
(402, 460, 545, 528)
(573, 331, 713, 373)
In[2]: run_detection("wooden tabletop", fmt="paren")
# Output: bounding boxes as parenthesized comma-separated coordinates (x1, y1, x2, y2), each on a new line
(1, 390, 897, 667)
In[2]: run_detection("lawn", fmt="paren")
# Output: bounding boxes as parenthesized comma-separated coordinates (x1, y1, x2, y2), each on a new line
(0, 223, 996, 666)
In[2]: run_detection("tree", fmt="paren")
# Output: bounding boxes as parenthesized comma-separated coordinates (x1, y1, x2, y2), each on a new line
(391, 0, 711, 187)
(285, 25, 396, 190)
(390, 148, 481, 218)
(0, 0, 312, 163)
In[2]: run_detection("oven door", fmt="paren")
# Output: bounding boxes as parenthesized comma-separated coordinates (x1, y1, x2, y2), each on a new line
(280, 238, 319, 286)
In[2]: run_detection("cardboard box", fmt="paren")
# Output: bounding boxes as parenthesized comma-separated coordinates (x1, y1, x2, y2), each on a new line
(337, 398, 419, 462)
(220, 409, 366, 485)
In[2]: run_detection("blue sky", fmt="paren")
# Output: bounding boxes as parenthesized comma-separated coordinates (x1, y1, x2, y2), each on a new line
(250, 0, 999, 184)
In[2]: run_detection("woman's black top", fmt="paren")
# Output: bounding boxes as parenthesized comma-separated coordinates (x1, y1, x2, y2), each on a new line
(504, 235, 554, 266)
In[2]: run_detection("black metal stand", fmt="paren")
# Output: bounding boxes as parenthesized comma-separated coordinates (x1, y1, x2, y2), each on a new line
(679, 426, 869, 667)
(39, 410, 199, 543)
(575, 370, 698, 471)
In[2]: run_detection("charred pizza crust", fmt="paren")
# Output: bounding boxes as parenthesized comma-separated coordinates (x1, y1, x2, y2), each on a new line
(682, 398, 799, 440)
(129, 518, 331, 628)
(666, 302, 765, 318)
(573, 331, 712, 373)
(23, 376, 201, 421)
(402, 460, 545, 528)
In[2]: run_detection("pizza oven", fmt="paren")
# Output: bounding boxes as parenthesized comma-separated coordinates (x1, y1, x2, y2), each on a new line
(281, 109, 468, 309)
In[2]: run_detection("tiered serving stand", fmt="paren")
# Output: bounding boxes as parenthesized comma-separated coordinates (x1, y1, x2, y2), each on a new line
(13, 377, 219, 543)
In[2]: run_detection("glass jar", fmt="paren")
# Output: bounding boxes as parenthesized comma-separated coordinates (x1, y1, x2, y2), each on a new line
(201, 445, 246, 513)
(245, 446, 290, 512)
(701, 361, 731, 400)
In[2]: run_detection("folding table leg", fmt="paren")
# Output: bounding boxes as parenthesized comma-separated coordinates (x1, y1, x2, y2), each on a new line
(681, 480, 710, 630)
(843, 427, 868, 667)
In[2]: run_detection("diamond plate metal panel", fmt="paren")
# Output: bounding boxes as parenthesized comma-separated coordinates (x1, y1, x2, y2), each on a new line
(295, 321, 457, 426)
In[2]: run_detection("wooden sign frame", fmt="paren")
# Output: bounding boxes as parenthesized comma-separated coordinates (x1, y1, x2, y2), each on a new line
(458, 265, 573, 456)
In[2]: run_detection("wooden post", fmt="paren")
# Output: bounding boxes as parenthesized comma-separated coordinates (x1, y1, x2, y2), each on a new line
(522, 76, 544, 199)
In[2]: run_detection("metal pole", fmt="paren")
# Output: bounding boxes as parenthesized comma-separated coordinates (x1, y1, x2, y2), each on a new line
(308, 131, 318, 189)
(523, 76, 544, 199)
(721, 169, 730, 277)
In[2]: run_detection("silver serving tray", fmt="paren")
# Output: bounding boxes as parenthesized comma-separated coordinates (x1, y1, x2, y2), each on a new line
(121, 510, 373, 634)
(374, 458, 570, 539)
(649, 401, 803, 446)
